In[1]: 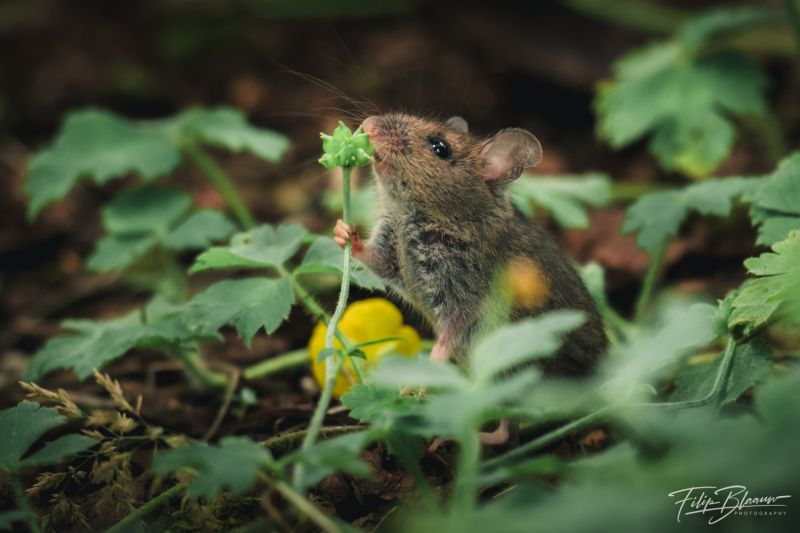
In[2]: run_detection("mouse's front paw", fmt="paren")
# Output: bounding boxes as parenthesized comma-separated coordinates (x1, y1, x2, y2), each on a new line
(334, 219, 365, 259)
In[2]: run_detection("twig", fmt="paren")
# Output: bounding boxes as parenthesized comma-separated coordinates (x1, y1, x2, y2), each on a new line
(262, 476, 342, 533)
(105, 483, 186, 533)
(243, 349, 310, 380)
(202, 363, 241, 442)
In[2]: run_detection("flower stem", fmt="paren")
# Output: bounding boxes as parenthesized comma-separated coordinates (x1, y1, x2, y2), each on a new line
(243, 349, 310, 380)
(635, 239, 668, 323)
(105, 483, 187, 533)
(453, 430, 480, 521)
(183, 141, 256, 230)
(325, 166, 354, 365)
(292, 353, 349, 490)
(8, 472, 41, 533)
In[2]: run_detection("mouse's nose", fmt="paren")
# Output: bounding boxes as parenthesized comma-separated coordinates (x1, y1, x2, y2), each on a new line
(362, 116, 380, 134)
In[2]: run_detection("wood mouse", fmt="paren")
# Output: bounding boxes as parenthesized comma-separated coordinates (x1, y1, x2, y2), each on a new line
(333, 113, 607, 445)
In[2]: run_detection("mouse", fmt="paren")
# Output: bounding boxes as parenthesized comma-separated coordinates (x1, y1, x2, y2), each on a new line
(333, 113, 608, 446)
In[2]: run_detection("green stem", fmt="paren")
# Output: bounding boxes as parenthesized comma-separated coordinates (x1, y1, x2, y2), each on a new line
(161, 249, 188, 304)
(105, 483, 186, 533)
(325, 166, 353, 364)
(263, 476, 342, 533)
(290, 275, 366, 383)
(183, 142, 256, 230)
(8, 472, 41, 533)
(635, 239, 668, 323)
(481, 404, 619, 472)
(243, 349, 310, 380)
(453, 430, 480, 521)
(784, 0, 800, 57)
(171, 344, 227, 390)
(641, 336, 737, 410)
(260, 426, 366, 452)
(292, 351, 348, 490)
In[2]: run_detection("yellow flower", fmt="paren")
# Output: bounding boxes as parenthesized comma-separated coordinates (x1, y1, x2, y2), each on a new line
(308, 298, 421, 398)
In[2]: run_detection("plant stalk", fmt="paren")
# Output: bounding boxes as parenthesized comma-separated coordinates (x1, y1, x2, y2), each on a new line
(635, 239, 668, 323)
(243, 349, 310, 380)
(8, 472, 41, 533)
(183, 142, 256, 230)
(171, 344, 227, 391)
(453, 430, 481, 520)
(105, 483, 187, 533)
(263, 477, 342, 533)
(292, 345, 348, 490)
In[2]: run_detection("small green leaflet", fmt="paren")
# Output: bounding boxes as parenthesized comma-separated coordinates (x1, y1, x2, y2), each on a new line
(622, 177, 758, 254)
(190, 224, 308, 273)
(671, 338, 772, 405)
(0, 401, 95, 473)
(87, 186, 235, 272)
(676, 7, 776, 50)
(153, 436, 273, 500)
(283, 431, 376, 492)
(511, 173, 612, 228)
(595, 9, 768, 177)
(24, 107, 289, 218)
(730, 231, 800, 329)
(341, 384, 415, 424)
(745, 153, 800, 245)
(470, 310, 586, 382)
(186, 276, 294, 347)
(296, 237, 384, 290)
(24, 298, 210, 381)
(370, 356, 470, 390)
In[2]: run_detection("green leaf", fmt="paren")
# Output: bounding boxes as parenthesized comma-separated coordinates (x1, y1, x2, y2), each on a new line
(24, 109, 181, 218)
(470, 310, 586, 382)
(295, 237, 384, 290)
(671, 338, 773, 404)
(87, 186, 194, 272)
(229, 224, 307, 268)
(152, 436, 272, 499)
(0, 401, 94, 472)
(0, 510, 31, 530)
(186, 276, 295, 347)
(596, 36, 767, 177)
(285, 431, 375, 492)
(316, 347, 342, 365)
(731, 231, 800, 329)
(622, 177, 757, 254)
(748, 153, 800, 245)
(341, 384, 415, 424)
(180, 107, 290, 163)
(677, 7, 775, 50)
(369, 356, 470, 390)
(162, 209, 237, 250)
(511, 173, 612, 228)
(24, 312, 146, 381)
(189, 247, 267, 274)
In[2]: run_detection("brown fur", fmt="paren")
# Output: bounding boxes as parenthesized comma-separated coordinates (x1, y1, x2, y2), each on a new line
(357, 113, 607, 376)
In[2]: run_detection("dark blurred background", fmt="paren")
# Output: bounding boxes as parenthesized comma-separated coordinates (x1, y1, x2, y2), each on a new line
(1, 0, 797, 377)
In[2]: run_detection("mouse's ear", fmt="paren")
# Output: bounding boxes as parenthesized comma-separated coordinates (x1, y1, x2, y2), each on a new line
(446, 116, 469, 134)
(480, 129, 542, 185)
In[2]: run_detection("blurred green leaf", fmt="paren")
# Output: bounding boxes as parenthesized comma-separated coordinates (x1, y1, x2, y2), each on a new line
(369, 356, 470, 390)
(671, 337, 772, 404)
(622, 177, 757, 254)
(747, 153, 800, 245)
(341, 384, 415, 424)
(677, 7, 775, 50)
(470, 310, 586, 382)
(0, 510, 31, 530)
(186, 276, 294, 347)
(296, 237, 384, 290)
(228, 224, 308, 269)
(511, 173, 611, 228)
(284, 431, 376, 492)
(731, 230, 800, 329)
(0, 401, 94, 472)
(153, 436, 272, 499)
(596, 25, 767, 177)
(25, 109, 181, 218)
(162, 209, 237, 251)
(179, 108, 289, 162)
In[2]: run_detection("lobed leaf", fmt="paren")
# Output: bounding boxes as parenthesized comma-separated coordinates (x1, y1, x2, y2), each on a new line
(153, 436, 272, 500)
(186, 276, 295, 347)
(285, 431, 376, 492)
(369, 356, 470, 390)
(162, 209, 237, 251)
(511, 173, 611, 228)
(747, 153, 800, 245)
(730, 231, 800, 329)
(0, 401, 95, 473)
(622, 177, 757, 254)
(24, 109, 181, 218)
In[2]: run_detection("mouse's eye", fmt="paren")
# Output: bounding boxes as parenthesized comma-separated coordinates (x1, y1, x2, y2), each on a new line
(429, 139, 451, 160)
